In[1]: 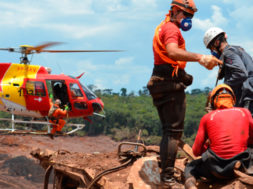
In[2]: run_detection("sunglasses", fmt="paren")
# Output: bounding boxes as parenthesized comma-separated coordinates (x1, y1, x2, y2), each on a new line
(183, 11, 193, 19)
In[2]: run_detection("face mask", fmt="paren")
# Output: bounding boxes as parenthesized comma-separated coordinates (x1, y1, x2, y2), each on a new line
(180, 18, 192, 31)
(211, 50, 220, 59)
(214, 94, 234, 109)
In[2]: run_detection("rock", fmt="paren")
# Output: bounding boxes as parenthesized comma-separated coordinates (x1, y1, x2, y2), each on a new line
(127, 156, 160, 189)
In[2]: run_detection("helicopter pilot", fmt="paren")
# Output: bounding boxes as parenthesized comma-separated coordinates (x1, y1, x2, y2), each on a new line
(48, 99, 69, 138)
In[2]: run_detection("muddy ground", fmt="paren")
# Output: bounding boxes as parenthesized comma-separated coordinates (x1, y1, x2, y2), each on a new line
(1, 134, 253, 189)
(0, 134, 120, 189)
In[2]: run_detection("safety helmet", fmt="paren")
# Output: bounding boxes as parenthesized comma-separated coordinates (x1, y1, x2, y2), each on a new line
(210, 84, 236, 109)
(203, 27, 225, 48)
(171, 0, 198, 15)
(55, 99, 61, 105)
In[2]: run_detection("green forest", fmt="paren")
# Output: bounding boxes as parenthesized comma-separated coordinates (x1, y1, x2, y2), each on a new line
(0, 86, 212, 146)
(73, 86, 212, 146)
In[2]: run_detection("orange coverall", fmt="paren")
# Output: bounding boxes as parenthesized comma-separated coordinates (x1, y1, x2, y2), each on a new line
(49, 103, 67, 134)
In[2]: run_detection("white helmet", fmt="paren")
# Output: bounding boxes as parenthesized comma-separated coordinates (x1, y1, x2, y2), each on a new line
(203, 27, 224, 48)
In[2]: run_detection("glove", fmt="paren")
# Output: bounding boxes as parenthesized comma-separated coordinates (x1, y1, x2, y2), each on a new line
(64, 105, 69, 111)
(49, 94, 53, 100)
(199, 55, 223, 70)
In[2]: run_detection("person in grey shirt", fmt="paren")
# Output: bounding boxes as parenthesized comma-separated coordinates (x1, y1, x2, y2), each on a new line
(203, 27, 253, 116)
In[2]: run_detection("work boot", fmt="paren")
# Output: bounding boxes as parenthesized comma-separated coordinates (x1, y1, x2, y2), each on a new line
(185, 176, 197, 189)
(159, 177, 176, 189)
(160, 169, 176, 189)
(56, 131, 64, 135)
(48, 133, 54, 140)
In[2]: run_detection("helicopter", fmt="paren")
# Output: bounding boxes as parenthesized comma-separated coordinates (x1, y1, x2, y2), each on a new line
(0, 42, 121, 135)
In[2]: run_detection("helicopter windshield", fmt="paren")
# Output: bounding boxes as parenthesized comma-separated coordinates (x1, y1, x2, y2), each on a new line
(69, 83, 83, 98)
(81, 84, 97, 100)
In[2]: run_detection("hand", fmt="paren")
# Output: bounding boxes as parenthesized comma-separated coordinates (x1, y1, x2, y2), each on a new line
(199, 55, 223, 70)
(64, 105, 69, 111)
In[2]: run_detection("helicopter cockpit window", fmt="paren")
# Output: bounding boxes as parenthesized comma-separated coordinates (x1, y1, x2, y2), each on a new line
(69, 83, 83, 98)
(26, 81, 46, 96)
(81, 84, 97, 100)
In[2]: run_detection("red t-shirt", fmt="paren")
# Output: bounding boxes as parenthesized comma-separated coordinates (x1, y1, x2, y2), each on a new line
(192, 107, 253, 159)
(153, 22, 185, 65)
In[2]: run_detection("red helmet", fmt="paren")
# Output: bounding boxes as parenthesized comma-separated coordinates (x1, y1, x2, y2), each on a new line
(171, 0, 198, 15)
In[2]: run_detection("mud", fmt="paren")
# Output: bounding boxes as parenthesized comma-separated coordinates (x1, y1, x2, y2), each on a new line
(1, 134, 253, 189)
(0, 135, 119, 189)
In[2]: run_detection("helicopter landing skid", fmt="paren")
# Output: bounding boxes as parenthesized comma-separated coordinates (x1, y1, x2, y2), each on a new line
(0, 115, 85, 136)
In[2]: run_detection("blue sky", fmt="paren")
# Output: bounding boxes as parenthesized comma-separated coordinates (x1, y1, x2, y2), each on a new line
(0, 0, 252, 94)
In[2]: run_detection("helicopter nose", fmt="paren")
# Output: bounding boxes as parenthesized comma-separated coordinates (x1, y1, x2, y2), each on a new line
(92, 98, 104, 113)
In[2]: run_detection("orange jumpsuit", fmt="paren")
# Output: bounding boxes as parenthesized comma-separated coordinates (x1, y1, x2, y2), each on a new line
(49, 103, 67, 134)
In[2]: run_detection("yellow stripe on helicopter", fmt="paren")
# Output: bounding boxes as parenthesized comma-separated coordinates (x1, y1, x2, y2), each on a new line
(2, 63, 41, 106)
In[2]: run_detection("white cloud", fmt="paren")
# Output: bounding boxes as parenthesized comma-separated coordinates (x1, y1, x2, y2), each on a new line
(211, 6, 227, 26)
(131, 0, 157, 9)
(77, 60, 98, 74)
(201, 68, 219, 86)
(0, 2, 44, 27)
(93, 78, 106, 90)
(115, 57, 134, 65)
(113, 74, 130, 85)
(194, 5, 227, 31)
(42, 23, 118, 39)
(45, 0, 94, 15)
(75, 55, 150, 91)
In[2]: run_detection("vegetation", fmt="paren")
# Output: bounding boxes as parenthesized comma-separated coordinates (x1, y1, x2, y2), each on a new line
(0, 86, 211, 146)
(79, 86, 211, 146)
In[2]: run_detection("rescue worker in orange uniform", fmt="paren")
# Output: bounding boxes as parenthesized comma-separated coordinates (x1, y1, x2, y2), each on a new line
(147, 0, 222, 187)
(48, 99, 68, 138)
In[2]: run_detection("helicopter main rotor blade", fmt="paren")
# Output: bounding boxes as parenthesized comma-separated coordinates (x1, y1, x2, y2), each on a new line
(0, 48, 16, 52)
(26, 42, 63, 54)
(40, 50, 124, 53)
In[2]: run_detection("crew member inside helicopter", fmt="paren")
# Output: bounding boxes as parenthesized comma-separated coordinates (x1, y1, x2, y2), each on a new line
(48, 99, 69, 139)
(53, 82, 69, 108)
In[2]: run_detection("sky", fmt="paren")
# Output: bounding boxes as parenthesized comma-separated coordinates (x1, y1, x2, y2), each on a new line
(0, 0, 252, 94)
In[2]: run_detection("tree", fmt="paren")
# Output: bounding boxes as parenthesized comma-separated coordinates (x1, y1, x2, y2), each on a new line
(204, 87, 212, 94)
(138, 86, 149, 96)
(87, 84, 97, 92)
(191, 88, 202, 95)
(103, 89, 113, 95)
(120, 88, 127, 96)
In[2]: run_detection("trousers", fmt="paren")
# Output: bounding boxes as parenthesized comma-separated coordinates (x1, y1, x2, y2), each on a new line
(147, 64, 191, 181)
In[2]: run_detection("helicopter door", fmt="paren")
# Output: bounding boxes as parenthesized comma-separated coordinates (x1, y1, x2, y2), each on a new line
(23, 79, 50, 111)
(69, 83, 88, 111)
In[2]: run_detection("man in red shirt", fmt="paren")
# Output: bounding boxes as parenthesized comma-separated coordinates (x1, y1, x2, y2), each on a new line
(147, 0, 222, 186)
(184, 84, 253, 189)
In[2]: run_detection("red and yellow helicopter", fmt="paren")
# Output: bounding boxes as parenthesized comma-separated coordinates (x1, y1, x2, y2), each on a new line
(0, 42, 120, 135)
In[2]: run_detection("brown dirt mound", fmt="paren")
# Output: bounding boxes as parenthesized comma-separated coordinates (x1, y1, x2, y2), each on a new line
(0, 134, 119, 188)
